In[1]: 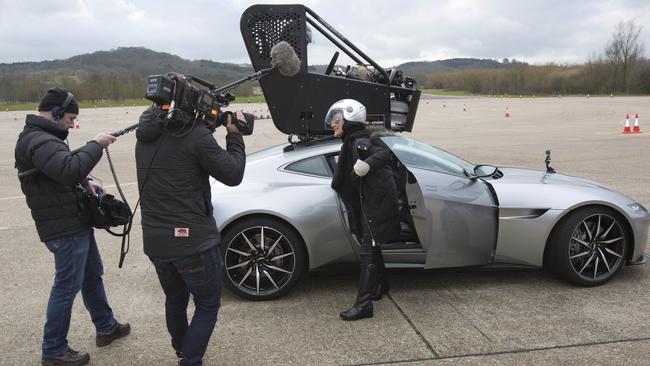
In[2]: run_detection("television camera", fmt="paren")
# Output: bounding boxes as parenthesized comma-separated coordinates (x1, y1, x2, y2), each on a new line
(143, 40, 301, 135)
(144, 73, 255, 135)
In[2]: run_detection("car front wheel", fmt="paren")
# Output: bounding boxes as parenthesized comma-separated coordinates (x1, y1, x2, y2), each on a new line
(548, 207, 628, 286)
(221, 217, 306, 300)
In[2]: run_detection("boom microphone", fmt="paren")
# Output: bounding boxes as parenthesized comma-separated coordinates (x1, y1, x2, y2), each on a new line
(270, 41, 301, 77)
(17, 122, 139, 179)
(211, 41, 300, 94)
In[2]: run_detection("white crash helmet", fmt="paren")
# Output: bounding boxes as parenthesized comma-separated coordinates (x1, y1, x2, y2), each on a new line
(324, 99, 367, 129)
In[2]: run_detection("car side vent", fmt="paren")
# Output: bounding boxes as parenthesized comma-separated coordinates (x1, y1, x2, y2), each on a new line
(491, 169, 504, 179)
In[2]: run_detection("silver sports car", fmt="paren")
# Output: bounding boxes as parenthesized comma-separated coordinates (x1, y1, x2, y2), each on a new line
(212, 136, 650, 300)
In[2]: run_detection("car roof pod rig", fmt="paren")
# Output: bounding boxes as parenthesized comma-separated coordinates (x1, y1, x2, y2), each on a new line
(240, 4, 421, 144)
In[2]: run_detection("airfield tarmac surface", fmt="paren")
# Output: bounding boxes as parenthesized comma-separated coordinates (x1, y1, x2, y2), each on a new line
(1, 95, 649, 365)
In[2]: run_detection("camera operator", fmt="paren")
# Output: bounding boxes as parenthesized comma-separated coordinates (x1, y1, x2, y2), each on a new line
(326, 99, 401, 321)
(135, 106, 246, 365)
(14, 87, 131, 366)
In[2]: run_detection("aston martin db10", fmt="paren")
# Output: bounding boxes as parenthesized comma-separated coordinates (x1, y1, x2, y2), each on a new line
(212, 136, 650, 300)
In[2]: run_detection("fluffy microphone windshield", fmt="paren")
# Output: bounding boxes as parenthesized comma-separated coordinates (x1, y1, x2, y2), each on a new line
(270, 41, 301, 77)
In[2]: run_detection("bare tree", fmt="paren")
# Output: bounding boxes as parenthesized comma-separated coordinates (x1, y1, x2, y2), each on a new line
(605, 19, 644, 92)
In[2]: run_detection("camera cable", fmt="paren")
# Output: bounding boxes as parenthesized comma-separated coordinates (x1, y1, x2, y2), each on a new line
(104, 147, 134, 268)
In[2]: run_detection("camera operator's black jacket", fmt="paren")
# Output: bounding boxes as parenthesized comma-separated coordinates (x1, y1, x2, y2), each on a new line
(331, 125, 400, 244)
(135, 107, 246, 259)
(15, 115, 103, 242)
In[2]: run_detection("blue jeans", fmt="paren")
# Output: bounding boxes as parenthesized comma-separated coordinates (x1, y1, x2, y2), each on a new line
(42, 229, 118, 357)
(150, 245, 223, 366)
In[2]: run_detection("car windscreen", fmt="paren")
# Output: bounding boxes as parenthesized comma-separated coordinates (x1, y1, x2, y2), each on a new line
(381, 136, 475, 177)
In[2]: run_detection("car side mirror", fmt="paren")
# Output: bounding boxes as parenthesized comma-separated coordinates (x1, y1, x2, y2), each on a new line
(474, 164, 498, 178)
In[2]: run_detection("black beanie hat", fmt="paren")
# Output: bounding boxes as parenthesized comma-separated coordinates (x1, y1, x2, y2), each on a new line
(38, 87, 80, 115)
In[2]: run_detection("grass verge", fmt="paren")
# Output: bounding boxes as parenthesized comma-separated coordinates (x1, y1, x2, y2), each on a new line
(2, 96, 267, 112)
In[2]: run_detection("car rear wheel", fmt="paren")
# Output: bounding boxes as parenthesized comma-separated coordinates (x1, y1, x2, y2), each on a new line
(547, 207, 628, 286)
(221, 217, 306, 300)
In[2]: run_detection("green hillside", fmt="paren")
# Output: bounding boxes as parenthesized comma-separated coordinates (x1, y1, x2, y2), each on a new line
(0, 47, 255, 103)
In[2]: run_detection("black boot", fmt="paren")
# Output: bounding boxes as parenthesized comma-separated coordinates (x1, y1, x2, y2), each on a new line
(371, 246, 389, 301)
(340, 248, 376, 321)
(41, 348, 90, 366)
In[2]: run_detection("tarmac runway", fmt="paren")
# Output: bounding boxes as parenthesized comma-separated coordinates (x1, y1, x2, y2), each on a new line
(1, 95, 649, 365)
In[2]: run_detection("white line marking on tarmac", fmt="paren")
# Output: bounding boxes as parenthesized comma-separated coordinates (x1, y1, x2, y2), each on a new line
(0, 196, 23, 201)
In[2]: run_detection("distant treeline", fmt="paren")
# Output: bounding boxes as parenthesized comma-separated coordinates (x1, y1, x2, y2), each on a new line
(424, 20, 648, 96)
(422, 58, 650, 95)
(0, 73, 254, 104)
(5, 58, 649, 104)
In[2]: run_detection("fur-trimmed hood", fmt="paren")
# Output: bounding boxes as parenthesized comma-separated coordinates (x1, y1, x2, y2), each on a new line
(368, 126, 394, 141)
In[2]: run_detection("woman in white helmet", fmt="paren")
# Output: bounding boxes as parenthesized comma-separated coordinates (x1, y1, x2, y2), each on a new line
(326, 99, 401, 321)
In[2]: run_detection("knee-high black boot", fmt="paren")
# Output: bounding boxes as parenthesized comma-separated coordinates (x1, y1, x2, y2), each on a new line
(371, 246, 389, 301)
(340, 248, 376, 320)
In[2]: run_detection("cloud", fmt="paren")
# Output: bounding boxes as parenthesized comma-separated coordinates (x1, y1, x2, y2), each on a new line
(0, 0, 648, 65)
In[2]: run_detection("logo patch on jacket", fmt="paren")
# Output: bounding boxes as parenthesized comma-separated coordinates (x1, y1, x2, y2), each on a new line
(175, 228, 189, 237)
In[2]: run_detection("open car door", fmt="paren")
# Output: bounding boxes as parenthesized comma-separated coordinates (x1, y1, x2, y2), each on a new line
(381, 136, 498, 268)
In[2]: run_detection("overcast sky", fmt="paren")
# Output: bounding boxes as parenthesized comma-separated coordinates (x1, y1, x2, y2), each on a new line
(1, 0, 649, 67)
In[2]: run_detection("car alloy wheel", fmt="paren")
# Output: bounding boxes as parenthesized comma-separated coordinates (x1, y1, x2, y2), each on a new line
(222, 218, 305, 300)
(548, 207, 628, 286)
(568, 213, 625, 281)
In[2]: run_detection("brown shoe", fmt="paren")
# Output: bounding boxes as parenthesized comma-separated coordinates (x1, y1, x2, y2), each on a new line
(42, 348, 90, 366)
(96, 322, 131, 347)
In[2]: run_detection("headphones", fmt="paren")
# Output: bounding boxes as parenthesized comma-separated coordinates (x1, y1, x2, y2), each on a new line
(51, 91, 74, 120)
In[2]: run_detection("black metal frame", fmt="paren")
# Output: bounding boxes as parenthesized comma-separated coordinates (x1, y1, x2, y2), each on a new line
(240, 4, 420, 140)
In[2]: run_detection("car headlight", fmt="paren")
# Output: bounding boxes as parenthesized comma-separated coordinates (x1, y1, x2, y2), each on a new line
(628, 203, 648, 213)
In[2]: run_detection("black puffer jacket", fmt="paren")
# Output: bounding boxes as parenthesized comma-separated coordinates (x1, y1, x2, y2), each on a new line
(135, 107, 246, 258)
(331, 125, 400, 244)
(15, 115, 103, 242)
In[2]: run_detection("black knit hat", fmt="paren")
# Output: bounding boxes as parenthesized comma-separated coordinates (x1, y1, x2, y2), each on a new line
(38, 87, 79, 115)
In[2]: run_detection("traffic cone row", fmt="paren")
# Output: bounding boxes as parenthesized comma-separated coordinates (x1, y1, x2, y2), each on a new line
(427, 103, 513, 117)
(623, 114, 642, 134)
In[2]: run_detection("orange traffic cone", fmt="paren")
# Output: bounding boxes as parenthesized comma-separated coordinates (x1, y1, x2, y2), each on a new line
(633, 114, 641, 133)
(623, 114, 631, 133)
(13, 114, 18, 121)
(505, 107, 510, 118)
(75, 118, 80, 129)
(462, 104, 467, 112)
